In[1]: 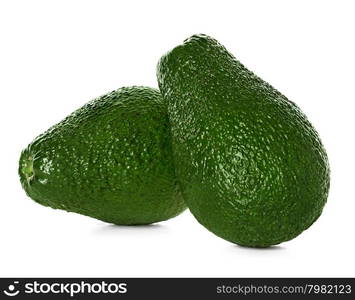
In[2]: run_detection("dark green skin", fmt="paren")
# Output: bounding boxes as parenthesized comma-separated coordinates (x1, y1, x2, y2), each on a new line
(157, 34, 330, 247)
(19, 86, 186, 225)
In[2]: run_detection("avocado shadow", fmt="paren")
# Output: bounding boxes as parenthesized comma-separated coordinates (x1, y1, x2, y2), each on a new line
(231, 244, 285, 252)
(92, 223, 170, 236)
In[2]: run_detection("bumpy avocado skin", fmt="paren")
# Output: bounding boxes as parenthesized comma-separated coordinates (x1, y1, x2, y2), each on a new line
(19, 86, 186, 225)
(157, 34, 330, 247)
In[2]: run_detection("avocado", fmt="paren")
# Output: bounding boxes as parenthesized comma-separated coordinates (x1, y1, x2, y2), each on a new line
(19, 86, 186, 225)
(157, 34, 330, 247)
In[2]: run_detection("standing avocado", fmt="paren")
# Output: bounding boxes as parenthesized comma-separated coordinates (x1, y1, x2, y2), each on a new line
(157, 34, 330, 247)
(19, 86, 186, 225)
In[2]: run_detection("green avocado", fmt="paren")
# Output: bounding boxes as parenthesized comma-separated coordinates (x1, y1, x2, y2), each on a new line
(157, 34, 330, 247)
(19, 86, 186, 225)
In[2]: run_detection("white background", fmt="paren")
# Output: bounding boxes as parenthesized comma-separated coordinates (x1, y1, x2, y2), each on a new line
(1, 0, 354, 277)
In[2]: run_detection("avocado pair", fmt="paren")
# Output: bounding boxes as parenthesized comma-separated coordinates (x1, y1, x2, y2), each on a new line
(19, 34, 330, 247)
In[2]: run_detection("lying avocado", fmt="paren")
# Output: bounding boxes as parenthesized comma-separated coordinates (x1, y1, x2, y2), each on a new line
(19, 86, 186, 225)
